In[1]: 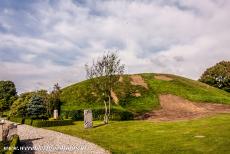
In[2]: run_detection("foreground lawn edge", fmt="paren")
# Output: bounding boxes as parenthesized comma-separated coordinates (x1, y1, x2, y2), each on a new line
(46, 114, 230, 154)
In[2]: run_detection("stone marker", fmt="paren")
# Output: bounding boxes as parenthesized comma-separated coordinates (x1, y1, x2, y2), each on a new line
(84, 109, 93, 128)
(7, 124, 17, 140)
(1, 123, 9, 142)
(54, 109, 58, 119)
(0, 123, 3, 141)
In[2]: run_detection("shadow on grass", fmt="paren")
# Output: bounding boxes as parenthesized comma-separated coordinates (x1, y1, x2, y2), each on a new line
(93, 123, 106, 128)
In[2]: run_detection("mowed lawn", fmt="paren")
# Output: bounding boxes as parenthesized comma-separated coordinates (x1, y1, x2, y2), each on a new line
(47, 114, 230, 154)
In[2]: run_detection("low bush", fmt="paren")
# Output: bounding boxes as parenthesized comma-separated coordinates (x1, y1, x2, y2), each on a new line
(49, 117, 63, 121)
(62, 107, 134, 121)
(24, 119, 33, 125)
(0, 141, 8, 154)
(32, 119, 73, 127)
(6, 134, 20, 154)
(68, 110, 84, 121)
(9, 117, 24, 124)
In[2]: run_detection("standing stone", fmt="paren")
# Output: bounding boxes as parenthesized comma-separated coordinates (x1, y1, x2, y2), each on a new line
(0, 123, 3, 141)
(84, 109, 93, 128)
(1, 123, 9, 142)
(54, 109, 58, 119)
(7, 124, 17, 140)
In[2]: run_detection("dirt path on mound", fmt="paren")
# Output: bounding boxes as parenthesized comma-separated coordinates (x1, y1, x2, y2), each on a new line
(154, 75, 173, 81)
(141, 94, 230, 121)
(130, 75, 148, 89)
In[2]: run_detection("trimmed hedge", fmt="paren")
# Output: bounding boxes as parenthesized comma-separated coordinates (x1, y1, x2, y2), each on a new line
(68, 110, 83, 121)
(24, 119, 33, 125)
(9, 117, 24, 124)
(6, 134, 20, 154)
(62, 107, 134, 121)
(32, 119, 73, 127)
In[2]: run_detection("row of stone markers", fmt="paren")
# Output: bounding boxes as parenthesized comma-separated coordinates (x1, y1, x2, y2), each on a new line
(0, 119, 17, 142)
(53, 109, 93, 128)
(0, 109, 92, 142)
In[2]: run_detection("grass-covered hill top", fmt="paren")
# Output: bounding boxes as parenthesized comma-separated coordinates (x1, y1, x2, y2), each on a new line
(60, 73, 230, 116)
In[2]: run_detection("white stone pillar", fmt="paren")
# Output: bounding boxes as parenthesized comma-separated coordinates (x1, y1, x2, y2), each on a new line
(54, 110, 58, 119)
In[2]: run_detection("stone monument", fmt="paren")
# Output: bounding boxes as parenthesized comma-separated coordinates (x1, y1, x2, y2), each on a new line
(0, 123, 3, 141)
(7, 124, 17, 140)
(54, 109, 58, 119)
(0, 123, 9, 142)
(84, 109, 93, 128)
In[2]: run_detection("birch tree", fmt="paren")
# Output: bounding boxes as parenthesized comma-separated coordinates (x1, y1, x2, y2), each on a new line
(85, 52, 124, 124)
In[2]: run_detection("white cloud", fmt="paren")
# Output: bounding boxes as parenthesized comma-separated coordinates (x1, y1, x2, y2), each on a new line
(0, 0, 230, 93)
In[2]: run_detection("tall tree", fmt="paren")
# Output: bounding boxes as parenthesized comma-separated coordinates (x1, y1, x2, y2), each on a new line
(48, 83, 61, 117)
(27, 95, 47, 119)
(85, 52, 125, 124)
(10, 92, 34, 117)
(199, 61, 230, 92)
(0, 81, 17, 115)
(36, 90, 50, 116)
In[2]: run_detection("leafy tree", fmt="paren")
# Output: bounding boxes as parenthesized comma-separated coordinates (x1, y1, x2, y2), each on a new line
(0, 81, 17, 115)
(0, 99, 7, 116)
(10, 92, 34, 117)
(27, 95, 47, 119)
(36, 90, 50, 116)
(10, 90, 50, 118)
(85, 52, 125, 124)
(199, 61, 230, 92)
(10, 98, 27, 117)
(48, 83, 62, 117)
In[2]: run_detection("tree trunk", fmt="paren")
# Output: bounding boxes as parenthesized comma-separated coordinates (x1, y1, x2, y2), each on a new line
(108, 95, 111, 117)
(108, 87, 113, 123)
(104, 100, 108, 124)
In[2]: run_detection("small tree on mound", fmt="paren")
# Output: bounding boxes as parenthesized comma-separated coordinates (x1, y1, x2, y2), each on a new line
(85, 52, 125, 124)
(199, 61, 230, 92)
(27, 95, 47, 119)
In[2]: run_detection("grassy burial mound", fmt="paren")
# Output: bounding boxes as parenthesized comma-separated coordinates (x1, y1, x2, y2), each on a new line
(60, 73, 230, 120)
(51, 73, 230, 153)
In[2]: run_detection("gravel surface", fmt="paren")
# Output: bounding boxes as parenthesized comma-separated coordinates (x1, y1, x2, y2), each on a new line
(6, 121, 109, 154)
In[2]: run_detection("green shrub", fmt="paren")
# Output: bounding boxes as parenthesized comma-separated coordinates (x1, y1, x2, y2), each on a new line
(49, 117, 63, 121)
(32, 119, 73, 127)
(62, 107, 134, 121)
(63, 111, 69, 119)
(24, 119, 33, 125)
(27, 95, 47, 120)
(68, 110, 84, 121)
(0, 141, 8, 154)
(9, 117, 24, 124)
(6, 134, 20, 154)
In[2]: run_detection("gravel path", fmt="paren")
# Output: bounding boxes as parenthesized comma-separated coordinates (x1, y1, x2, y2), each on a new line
(6, 121, 109, 154)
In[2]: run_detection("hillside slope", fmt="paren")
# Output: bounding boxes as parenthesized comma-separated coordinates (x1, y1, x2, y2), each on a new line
(60, 73, 230, 116)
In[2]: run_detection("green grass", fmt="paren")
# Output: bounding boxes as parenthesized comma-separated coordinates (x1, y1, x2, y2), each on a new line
(0, 141, 9, 154)
(143, 73, 230, 104)
(51, 73, 230, 153)
(47, 114, 230, 154)
(0, 141, 5, 153)
(60, 73, 230, 116)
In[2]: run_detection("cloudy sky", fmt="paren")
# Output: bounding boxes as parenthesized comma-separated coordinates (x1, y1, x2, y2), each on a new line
(0, 0, 230, 93)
